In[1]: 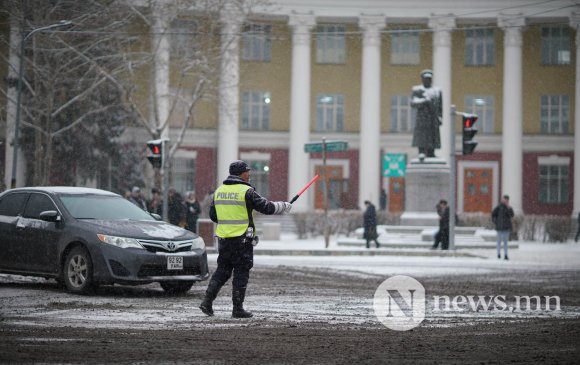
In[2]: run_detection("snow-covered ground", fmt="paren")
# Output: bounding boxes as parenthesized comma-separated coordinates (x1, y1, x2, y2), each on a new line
(248, 233, 580, 277)
(1, 235, 579, 332)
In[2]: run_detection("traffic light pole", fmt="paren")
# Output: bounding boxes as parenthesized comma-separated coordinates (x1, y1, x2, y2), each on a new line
(161, 140, 169, 222)
(449, 105, 457, 250)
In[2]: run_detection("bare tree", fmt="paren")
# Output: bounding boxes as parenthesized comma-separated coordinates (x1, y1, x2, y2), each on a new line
(1, 0, 269, 190)
(1, 0, 144, 186)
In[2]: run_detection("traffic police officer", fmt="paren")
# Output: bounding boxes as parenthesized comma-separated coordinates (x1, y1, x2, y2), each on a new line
(199, 160, 291, 318)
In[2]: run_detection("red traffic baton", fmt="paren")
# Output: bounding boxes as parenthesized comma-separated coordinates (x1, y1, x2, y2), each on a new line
(289, 174, 320, 204)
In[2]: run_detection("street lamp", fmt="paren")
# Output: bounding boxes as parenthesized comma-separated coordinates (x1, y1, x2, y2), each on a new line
(11, 20, 71, 189)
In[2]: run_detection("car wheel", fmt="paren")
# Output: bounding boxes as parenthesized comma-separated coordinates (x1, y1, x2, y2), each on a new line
(160, 281, 194, 295)
(63, 246, 95, 295)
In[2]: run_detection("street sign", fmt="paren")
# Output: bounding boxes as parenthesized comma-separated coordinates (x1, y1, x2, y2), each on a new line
(304, 140, 348, 153)
(383, 153, 406, 177)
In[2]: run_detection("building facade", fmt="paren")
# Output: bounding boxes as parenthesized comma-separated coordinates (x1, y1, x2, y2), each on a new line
(2, 0, 579, 217)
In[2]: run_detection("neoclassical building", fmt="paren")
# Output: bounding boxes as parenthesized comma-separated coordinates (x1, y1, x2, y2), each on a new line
(2, 0, 579, 217)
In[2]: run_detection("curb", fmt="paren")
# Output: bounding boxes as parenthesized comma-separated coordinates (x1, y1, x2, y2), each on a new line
(205, 247, 486, 258)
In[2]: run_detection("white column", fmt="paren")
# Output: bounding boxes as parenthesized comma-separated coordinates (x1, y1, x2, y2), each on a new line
(4, 18, 20, 189)
(216, 5, 243, 184)
(499, 15, 525, 214)
(428, 15, 455, 163)
(288, 14, 316, 211)
(151, 6, 171, 141)
(571, 12, 580, 217)
(358, 16, 385, 208)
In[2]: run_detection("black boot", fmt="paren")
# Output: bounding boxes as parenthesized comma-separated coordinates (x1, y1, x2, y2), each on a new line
(232, 287, 253, 318)
(199, 279, 222, 316)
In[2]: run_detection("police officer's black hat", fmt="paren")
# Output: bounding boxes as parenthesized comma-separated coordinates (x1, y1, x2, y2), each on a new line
(229, 160, 251, 175)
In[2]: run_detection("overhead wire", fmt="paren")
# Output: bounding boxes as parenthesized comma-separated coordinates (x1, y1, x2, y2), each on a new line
(2, 0, 576, 40)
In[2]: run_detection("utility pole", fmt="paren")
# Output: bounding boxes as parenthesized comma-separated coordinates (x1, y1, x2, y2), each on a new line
(449, 105, 457, 250)
(322, 137, 330, 248)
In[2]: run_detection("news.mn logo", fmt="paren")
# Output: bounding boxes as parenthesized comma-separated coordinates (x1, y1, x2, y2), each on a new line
(373, 275, 425, 331)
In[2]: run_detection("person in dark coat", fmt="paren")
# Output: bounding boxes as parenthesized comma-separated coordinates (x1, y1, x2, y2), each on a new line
(410, 69, 442, 158)
(491, 195, 515, 260)
(439, 200, 450, 250)
(128, 186, 147, 211)
(575, 212, 580, 243)
(380, 189, 388, 211)
(363, 201, 380, 249)
(148, 187, 162, 216)
(431, 200, 444, 249)
(185, 191, 201, 233)
(167, 188, 186, 226)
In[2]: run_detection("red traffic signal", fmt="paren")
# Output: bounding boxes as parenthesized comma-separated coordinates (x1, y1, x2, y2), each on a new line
(462, 113, 478, 155)
(146, 140, 164, 168)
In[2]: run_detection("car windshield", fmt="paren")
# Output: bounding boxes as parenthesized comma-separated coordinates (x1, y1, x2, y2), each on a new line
(59, 194, 155, 221)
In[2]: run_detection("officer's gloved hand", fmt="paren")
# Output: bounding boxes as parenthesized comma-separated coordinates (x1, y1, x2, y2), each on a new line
(273, 201, 292, 214)
(282, 202, 292, 213)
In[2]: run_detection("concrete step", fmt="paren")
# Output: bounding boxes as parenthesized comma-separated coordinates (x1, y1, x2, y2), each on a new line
(336, 238, 519, 250)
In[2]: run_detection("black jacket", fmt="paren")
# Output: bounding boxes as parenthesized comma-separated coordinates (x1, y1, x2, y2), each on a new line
(491, 203, 514, 231)
(209, 175, 278, 229)
(363, 204, 378, 240)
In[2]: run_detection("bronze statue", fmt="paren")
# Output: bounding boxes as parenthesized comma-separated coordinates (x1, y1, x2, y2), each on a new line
(411, 69, 442, 158)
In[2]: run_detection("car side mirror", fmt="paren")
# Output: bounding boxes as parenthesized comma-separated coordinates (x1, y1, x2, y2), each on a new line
(39, 210, 61, 222)
(150, 213, 162, 221)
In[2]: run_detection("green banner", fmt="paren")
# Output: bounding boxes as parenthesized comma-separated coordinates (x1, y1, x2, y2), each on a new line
(383, 153, 406, 177)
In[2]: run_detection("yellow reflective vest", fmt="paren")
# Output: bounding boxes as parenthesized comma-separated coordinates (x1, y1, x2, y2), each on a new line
(214, 184, 252, 238)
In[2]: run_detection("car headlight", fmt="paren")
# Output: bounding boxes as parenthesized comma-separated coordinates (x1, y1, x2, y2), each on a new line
(97, 234, 144, 249)
(191, 236, 205, 250)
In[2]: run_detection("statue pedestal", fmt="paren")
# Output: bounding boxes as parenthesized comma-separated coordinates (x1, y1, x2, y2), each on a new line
(401, 157, 450, 226)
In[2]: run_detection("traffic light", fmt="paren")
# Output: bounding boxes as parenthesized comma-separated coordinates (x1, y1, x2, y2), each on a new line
(462, 113, 478, 155)
(146, 139, 163, 168)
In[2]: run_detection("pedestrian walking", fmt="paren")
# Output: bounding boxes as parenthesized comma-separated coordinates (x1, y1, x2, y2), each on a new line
(431, 200, 444, 249)
(492, 195, 515, 260)
(363, 200, 380, 249)
(199, 160, 292, 318)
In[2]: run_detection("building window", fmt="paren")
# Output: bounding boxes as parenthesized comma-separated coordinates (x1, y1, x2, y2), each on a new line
(316, 25, 346, 64)
(242, 23, 271, 62)
(539, 164, 568, 204)
(170, 19, 197, 59)
(541, 26, 571, 65)
(248, 160, 270, 198)
(241, 91, 271, 130)
(464, 28, 494, 66)
(316, 94, 344, 132)
(390, 95, 416, 132)
(390, 28, 420, 65)
(171, 158, 195, 195)
(540, 95, 569, 134)
(464, 96, 495, 133)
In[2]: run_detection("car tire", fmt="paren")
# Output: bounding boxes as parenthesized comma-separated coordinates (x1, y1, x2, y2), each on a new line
(63, 246, 95, 295)
(159, 281, 194, 295)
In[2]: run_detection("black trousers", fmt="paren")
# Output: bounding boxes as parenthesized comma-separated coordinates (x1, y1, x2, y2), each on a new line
(210, 238, 254, 289)
(440, 226, 449, 250)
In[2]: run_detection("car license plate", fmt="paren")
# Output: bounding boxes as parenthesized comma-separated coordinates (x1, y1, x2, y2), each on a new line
(167, 256, 183, 270)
